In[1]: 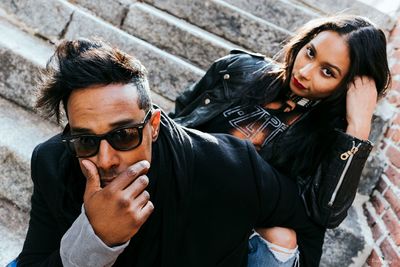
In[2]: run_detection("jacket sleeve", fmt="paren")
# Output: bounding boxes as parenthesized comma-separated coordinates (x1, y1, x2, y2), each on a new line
(300, 129, 373, 228)
(16, 144, 64, 266)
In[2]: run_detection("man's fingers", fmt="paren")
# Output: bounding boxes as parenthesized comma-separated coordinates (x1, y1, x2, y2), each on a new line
(124, 175, 149, 200)
(133, 190, 151, 209)
(140, 200, 154, 219)
(81, 159, 101, 199)
(109, 160, 150, 191)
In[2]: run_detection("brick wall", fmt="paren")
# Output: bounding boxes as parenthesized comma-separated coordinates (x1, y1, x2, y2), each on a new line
(364, 18, 400, 267)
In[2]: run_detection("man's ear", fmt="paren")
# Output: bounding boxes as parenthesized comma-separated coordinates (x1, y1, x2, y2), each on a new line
(150, 109, 161, 141)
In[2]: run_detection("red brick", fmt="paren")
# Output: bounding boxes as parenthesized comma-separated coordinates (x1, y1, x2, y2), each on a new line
(372, 194, 388, 215)
(364, 206, 376, 226)
(380, 140, 388, 151)
(372, 222, 384, 242)
(387, 93, 400, 105)
(382, 210, 400, 246)
(391, 64, 400, 75)
(390, 25, 400, 41)
(386, 146, 400, 168)
(367, 249, 384, 267)
(377, 179, 388, 193)
(384, 128, 396, 139)
(392, 129, 400, 143)
(394, 114, 400, 125)
(379, 238, 400, 267)
(385, 165, 400, 187)
(393, 49, 400, 62)
(390, 23, 400, 39)
(384, 188, 400, 220)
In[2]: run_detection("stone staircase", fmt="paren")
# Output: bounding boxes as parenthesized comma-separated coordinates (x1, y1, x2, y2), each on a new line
(0, 0, 396, 266)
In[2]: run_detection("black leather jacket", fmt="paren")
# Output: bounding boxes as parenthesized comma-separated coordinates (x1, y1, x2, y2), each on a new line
(171, 50, 373, 228)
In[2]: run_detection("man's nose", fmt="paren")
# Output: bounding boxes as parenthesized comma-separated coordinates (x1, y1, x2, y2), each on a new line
(95, 139, 119, 171)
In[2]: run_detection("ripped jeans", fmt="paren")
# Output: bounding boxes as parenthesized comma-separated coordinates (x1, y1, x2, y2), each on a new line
(248, 231, 299, 267)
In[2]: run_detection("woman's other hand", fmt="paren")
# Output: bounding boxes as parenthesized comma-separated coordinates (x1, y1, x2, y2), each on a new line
(346, 76, 378, 140)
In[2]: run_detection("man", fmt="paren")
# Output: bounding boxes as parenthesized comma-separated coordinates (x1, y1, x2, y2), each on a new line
(17, 39, 310, 267)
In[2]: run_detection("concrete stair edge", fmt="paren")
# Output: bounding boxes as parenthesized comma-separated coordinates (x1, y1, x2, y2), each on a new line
(0, 96, 60, 211)
(72, 0, 244, 69)
(143, 0, 291, 57)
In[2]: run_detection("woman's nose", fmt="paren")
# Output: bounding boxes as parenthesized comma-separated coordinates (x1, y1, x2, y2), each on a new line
(298, 63, 313, 80)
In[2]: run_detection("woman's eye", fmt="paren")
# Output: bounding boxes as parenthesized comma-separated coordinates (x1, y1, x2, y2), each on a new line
(322, 68, 334, 77)
(306, 47, 314, 58)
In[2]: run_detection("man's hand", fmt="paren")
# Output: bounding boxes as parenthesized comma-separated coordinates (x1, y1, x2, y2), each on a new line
(346, 76, 378, 140)
(81, 160, 154, 247)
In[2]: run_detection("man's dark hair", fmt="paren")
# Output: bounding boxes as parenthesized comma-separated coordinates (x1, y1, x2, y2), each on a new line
(36, 38, 152, 124)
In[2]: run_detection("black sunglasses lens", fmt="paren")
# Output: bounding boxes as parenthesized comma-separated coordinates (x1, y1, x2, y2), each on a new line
(71, 136, 99, 157)
(110, 128, 141, 150)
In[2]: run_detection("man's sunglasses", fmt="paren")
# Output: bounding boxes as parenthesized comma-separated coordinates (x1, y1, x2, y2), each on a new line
(62, 109, 153, 158)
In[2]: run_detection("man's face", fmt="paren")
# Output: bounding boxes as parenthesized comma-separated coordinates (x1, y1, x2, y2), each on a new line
(67, 83, 161, 187)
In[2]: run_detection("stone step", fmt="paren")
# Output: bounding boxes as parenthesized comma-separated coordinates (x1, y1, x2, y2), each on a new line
(0, 11, 174, 115)
(143, 0, 292, 57)
(0, 9, 53, 113)
(0, 0, 204, 105)
(74, 0, 242, 69)
(0, 96, 60, 212)
(290, 0, 396, 32)
(222, 0, 319, 32)
(0, 222, 24, 267)
(0, 198, 29, 266)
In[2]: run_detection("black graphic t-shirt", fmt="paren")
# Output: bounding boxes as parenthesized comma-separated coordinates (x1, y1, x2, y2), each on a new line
(198, 104, 304, 150)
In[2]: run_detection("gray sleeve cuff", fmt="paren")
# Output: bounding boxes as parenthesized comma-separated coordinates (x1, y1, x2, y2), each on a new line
(60, 205, 129, 267)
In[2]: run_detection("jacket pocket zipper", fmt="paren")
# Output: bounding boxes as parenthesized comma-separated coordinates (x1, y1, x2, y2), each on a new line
(327, 141, 362, 207)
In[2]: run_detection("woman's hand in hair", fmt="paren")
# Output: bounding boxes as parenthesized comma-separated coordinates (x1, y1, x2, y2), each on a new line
(345, 76, 378, 140)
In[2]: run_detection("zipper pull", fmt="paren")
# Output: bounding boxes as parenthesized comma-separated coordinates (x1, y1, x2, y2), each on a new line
(340, 141, 359, 161)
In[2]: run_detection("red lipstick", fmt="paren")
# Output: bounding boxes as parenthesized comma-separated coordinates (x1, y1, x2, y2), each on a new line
(292, 77, 306, 90)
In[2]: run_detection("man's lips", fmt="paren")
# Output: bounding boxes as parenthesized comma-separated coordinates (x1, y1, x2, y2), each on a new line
(292, 77, 306, 90)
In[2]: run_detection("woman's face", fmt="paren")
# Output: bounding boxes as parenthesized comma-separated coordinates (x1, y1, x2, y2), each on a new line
(289, 31, 351, 99)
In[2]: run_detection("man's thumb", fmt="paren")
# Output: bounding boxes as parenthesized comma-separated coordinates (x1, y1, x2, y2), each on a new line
(81, 160, 101, 198)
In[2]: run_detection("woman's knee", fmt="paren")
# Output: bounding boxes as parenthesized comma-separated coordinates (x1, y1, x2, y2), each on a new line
(255, 227, 297, 250)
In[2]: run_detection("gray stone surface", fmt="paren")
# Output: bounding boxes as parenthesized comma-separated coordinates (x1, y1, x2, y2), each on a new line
(357, 114, 389, 196)
(0, 0, 204, 100)
(369, 115, 388, 144)
(359, 153, 385, 196)
(122, 3, 235, 69)
(144, 0, 291, 57)
(292, 0, 395, 32)
(0, 48, 40, 111)
(0, 97, 60, 211)
(71, 0, 133, 27)
(224, 0, 319, 32)
(321, 205, 371, 266)
(0, 218, 25, 266)
(64, 7, 204, 100)
(0, 15, 53, 111)
(151, 91, 174, 113)
(0, 0, 75, 41)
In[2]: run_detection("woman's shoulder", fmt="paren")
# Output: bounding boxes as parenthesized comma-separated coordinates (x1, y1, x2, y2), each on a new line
(214, 49, 279, 72)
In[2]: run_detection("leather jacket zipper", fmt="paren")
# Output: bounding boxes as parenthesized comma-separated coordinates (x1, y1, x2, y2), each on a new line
(327, 141, 362, 207)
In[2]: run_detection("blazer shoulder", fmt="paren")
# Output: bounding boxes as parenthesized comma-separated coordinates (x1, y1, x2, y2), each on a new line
(31, 133, 70, 183)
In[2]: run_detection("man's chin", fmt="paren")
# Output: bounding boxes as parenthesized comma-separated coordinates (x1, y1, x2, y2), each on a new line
(100, 179, 115, 188)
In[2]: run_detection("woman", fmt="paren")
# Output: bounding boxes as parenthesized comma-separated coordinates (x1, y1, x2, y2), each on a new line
(170, 15, 391, 266)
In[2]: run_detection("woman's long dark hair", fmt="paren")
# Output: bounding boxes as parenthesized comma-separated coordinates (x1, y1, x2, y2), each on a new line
(259, 15, 391, 179)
